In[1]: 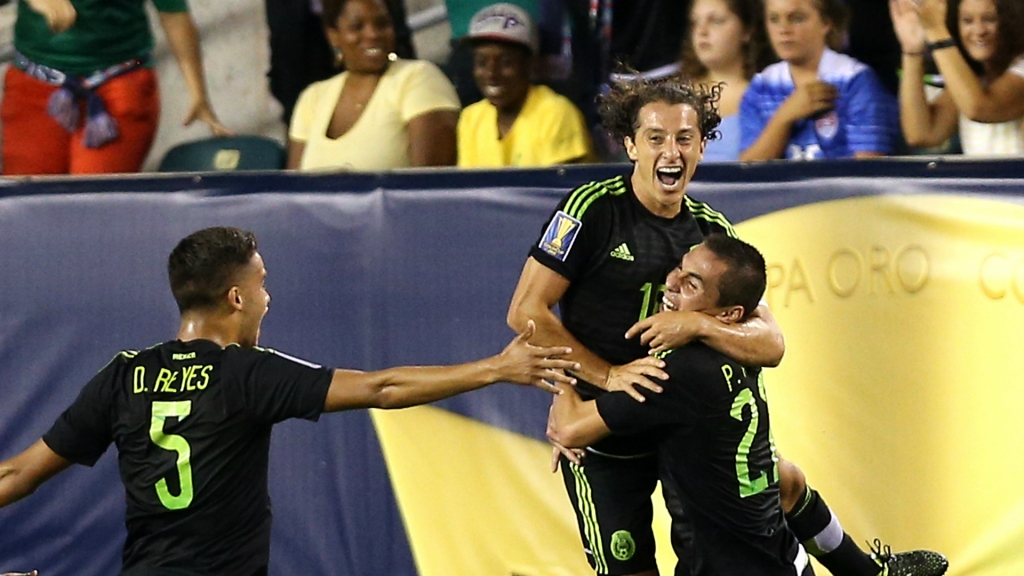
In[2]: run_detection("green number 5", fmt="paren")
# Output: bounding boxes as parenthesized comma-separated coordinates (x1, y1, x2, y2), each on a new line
(149, 400, 194, 510)
(729, 389, 768, 498)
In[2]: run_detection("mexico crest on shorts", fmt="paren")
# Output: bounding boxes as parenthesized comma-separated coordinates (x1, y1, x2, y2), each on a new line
(815, 111, 839, 140)
(539, 211, 582, 261)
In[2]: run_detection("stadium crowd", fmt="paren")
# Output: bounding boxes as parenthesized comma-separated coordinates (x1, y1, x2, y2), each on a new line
(3, 0, 1023, 174)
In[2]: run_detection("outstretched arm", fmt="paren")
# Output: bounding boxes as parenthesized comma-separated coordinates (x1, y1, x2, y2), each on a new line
(507, 257, 667, 401)
(0, 440, 73, 509)
(547, 385, 611, 449)
(627, 302, 785, 366)
(158, 11, 232, 136)
(322, 321, 579, 412)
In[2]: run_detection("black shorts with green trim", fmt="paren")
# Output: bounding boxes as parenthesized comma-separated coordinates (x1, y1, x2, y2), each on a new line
(560, 452, 659, 575)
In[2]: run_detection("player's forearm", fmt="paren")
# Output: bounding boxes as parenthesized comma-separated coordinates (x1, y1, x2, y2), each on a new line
(739, 115, 793, 161)
(699, 305, 784, 367)
(344, 361, 502, 410)
(0, 463, 34, 508)
(547, 386, 609, 448)
(0, 441, 70, 508)
(508, 306, 611, 388)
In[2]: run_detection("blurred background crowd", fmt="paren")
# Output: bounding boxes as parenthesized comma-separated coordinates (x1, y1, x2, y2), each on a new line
(1, 0, 1022, 175)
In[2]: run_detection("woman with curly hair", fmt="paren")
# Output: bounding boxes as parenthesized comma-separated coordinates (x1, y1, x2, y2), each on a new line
(680, 0, 774, 161)
(891, 0, 1024, 155)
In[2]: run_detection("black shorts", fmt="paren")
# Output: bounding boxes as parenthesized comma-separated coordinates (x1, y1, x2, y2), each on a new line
(560, 452, 660, 575)
(683, 512, 813, 576)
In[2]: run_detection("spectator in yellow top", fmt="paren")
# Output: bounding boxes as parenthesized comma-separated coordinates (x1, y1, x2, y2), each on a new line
(287, 0, 461, 171)
(457, 3, 594, 167)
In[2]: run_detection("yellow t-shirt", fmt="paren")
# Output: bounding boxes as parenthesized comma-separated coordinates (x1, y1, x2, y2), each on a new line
(290, 59, 460, 171)
(457, 84, 593, 167)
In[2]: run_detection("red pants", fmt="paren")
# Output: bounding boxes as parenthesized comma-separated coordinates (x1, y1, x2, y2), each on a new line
(2, 66, 160, 175)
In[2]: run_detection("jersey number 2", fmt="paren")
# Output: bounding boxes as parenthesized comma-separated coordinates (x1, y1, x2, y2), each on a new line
(729, 389, 769, 498)
(149, 400, 194, 510)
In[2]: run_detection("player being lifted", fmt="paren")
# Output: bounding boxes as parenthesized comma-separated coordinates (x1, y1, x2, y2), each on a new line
(507, 74, 947, 576)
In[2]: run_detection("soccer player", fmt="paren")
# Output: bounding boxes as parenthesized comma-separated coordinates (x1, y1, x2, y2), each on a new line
(508, 75, 945, 576)
(0, 226, 578, 576)
(548, 234, 811, 575)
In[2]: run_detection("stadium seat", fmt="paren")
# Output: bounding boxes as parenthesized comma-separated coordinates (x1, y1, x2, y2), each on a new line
(158, 136, 286, 172)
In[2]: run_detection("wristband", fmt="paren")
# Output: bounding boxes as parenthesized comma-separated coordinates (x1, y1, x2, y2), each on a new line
(927, 38, 958, 51)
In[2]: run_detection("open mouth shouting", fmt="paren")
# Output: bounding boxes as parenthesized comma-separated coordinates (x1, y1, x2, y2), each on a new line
(656, 166, 685, 188)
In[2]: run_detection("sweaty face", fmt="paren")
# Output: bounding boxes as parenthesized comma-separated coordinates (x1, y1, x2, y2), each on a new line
(625, 101, 705, 218)
(236, 252, 271, 347)
(690, 0, 749, 71)
(661, 244, 727, 315)
(328, 0, 396, 74)
(958, 0, 999, 64)
(765, 0, 830, 66)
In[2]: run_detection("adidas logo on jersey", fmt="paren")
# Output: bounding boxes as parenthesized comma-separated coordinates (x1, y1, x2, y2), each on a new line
(610, 243, 634, 261)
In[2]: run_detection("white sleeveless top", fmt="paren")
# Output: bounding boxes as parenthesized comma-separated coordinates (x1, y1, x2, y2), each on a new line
(958, 55, 1024, 156)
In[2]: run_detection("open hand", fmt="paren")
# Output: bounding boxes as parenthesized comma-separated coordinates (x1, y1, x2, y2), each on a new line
(498, 320, 579, 393)
(605, 356, 667, 402)
(25, 0, 76, 32)
(626, 309, 708, 355)
(778, 81, 838, 123)
(890, 0, 926, 54)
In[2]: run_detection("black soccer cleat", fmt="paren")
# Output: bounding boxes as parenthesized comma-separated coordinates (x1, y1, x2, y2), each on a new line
(869, 539, 949, 576)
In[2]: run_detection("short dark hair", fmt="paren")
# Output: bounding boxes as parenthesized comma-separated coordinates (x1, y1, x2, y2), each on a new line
(702, 233, 766, 321)
(168, 227, 258, 314)
(598, 72, 723, 143)
(321, 0, 392, 29)
(804, 0, 849, 51)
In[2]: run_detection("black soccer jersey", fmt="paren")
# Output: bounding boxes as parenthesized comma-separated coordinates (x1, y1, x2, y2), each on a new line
(597, 344, 803, 575)
(42, 339, 333, 576)
(530, 175, 735, 389)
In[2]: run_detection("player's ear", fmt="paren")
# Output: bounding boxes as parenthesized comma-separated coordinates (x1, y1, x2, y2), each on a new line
(718, 306, 744, 324)
(227, 286, 243, 311)
(624, 135, 638, 161)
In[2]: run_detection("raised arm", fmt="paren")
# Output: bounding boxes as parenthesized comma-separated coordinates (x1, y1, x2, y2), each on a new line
(916, 0, 1024, 122)
(407, 110, 459, 166)
(627, 302, 785, 366)
(546, 385, 611, 449)
(507, 257, 667, 400)
(0, 440, 73, 509)
(891, 0, 960, 147)
(322, 321, 578, 412)
(157, 11, 231, 136)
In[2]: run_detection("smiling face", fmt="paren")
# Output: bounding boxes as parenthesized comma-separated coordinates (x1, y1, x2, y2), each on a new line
(958, 0, 1000, 63)
(472, 41, 532, 114)
(690, 0, 749, 72)
(765, 0, 830, 67)
(662, 244, 728, 316)
(625, 101, 705, 218)
(234, 252, 271, 348)
(327, 0, 396, 74)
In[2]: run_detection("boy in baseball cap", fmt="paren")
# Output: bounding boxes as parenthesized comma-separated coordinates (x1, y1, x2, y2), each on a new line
(457, 3, 593, 167)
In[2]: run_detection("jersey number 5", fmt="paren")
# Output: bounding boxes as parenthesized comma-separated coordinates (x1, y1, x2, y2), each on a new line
(149, 400, 194, 510)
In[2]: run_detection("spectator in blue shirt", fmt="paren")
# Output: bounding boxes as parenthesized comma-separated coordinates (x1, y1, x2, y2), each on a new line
(739, 0, 899, 160)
